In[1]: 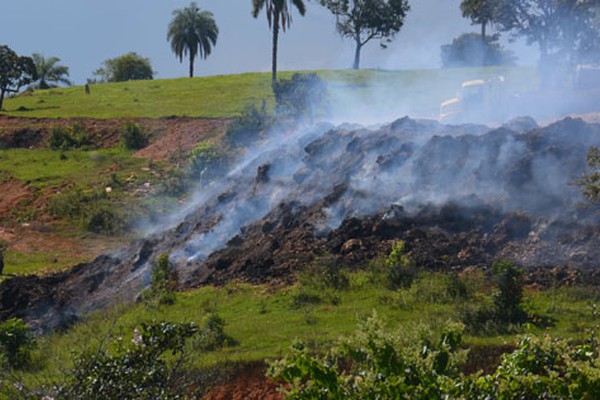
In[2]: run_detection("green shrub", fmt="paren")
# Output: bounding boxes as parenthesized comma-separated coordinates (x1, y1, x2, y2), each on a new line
(48, 123, 90, 150)
(57, 321, 198, 399)
(577, 146, 600, 203)
(299, 255, 349, 291)
(0, 318, 36, 369)
(272, 315, 600, 399)
(385, 240, 416, 290)
(86, 206, 126, 234)
(197, 312, 238, 351)
(48, 187, 130, 234)
(142, 254, 178, 306)
(270, 314, 467, 399)
(458, 260, 529, 334)
(188, 141, 230, 182)
(120, 122, 148, 150)
(273, 73, 328, 123)
(411, 272, 468, 304)
(491, 259, 527, 325)
(223, 101, 271, 148)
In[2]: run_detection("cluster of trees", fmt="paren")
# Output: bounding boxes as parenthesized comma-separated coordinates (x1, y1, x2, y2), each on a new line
(3, 0, 600, 106)
(450, 0, 600, 74)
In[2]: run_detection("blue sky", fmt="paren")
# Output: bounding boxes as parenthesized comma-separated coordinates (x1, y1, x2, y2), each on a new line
(1, 0, 537, 85)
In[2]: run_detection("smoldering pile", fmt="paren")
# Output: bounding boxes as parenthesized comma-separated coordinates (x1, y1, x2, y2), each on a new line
(2, 116, 600, 333)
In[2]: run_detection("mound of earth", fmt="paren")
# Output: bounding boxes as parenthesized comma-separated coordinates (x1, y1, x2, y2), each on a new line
(1, 116, 600, 333)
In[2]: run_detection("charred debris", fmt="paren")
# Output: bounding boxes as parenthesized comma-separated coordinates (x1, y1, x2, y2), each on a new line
(2, 116, 600, 333)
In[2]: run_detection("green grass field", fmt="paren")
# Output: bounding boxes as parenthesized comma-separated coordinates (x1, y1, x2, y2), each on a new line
(2, 67, 538, 119)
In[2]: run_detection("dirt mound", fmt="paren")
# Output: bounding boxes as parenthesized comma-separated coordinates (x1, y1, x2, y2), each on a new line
(1, 116, 600, 333)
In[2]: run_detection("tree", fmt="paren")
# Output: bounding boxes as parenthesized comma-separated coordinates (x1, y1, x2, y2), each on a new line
(252, 0, 307, 83)
(460, 0, 497, 39)
(0, 45, 36, 110)
(320, 0, 410, 70)
(441, 33, 516, 67)
(493, 0, 600, 85)
(93, 52, 154, 83)
(168, 2, 218, 78)
(30, 53, 71, 90)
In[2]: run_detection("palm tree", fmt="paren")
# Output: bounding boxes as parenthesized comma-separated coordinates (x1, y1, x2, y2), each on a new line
(252, 0, 306, 83)
(30, 54, 71, 90)
(168, 2, 219, 78)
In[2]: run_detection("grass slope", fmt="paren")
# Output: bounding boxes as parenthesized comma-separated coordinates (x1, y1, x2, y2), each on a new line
(15, 271, 600, 389)
(2, 67, 538, 119)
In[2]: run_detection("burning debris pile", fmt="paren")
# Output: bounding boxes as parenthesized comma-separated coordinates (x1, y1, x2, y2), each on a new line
(2, 116, 600, 332)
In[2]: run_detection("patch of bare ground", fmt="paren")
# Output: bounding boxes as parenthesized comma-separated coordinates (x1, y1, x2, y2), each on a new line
(202, 362, 283, 400)
(0, 116, 231, 274)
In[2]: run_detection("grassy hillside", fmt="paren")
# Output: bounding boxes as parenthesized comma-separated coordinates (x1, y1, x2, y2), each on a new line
(1, 67, 538, 119)
(12, 270, 600, 394)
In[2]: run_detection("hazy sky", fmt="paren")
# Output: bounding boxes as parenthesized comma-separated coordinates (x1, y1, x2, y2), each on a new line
(2, 0, 538, 85)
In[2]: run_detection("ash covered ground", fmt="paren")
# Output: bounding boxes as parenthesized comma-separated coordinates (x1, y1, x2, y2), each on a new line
(2, 115, 600, 333)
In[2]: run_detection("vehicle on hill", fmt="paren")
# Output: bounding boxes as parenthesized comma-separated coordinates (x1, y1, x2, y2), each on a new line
(440, 65, 600, 124)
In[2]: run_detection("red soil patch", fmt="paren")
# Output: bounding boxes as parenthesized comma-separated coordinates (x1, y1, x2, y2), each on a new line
(203, 363, 283, 400)
(0, 179, 32, 219)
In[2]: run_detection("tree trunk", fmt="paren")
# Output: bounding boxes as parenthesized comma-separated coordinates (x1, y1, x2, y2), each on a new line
(481, 21, 487, 40)
(0, 89, 5, 111)
(189, 55, 195, 78)
(353, 34, 362, 70)
(272, 12, 280, 83)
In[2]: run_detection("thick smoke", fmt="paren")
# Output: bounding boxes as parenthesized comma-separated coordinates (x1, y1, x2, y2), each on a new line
(161, 110, 598, 277)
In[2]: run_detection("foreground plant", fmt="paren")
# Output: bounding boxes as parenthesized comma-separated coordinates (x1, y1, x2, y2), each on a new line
(271, 310, 600, 399)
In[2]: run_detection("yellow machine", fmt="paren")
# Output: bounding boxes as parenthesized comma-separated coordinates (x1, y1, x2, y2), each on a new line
(439, 76, 507, 124)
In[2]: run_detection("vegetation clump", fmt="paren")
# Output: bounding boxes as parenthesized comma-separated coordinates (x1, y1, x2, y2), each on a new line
(142, 254, 178, 306)
(578, 146, 600, 203)
(458, 259, 529, 334)
(120, 121, 148, 150)
(384, 240, 416, 290)
(93, 52, 154, 83)
(271, 312, 600, 399)
(48, 123, 90, 150)
(56, 321, 199, 400)
(0, 318, 36, 369)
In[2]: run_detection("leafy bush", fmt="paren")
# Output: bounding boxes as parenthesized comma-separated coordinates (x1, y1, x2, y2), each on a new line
(48, 123, 90, 150)
(120, 122, 148, 150)
(0, 318, 36, 369)
(461, 333, 600, 399)
(223, 101, 271, 148)
(299, 255, 349, 291)
(270, 314, 467, 399)
(385, 240, 416, 290)
(577, 146, 600, 203)
(272, 314, 600, 399)
(48, 187, 129, 234)
(491, 259, 527, 325)
(188, 141, 231, 182)
(86, 206, 127, 234)
(441, 33, 515, 68)
(197, 312, 238, 351)
(142, 254, 178, 306)
(57, 321, 198, 399)
(458, 260, 529, 334)
(273, 73, 328, 123)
